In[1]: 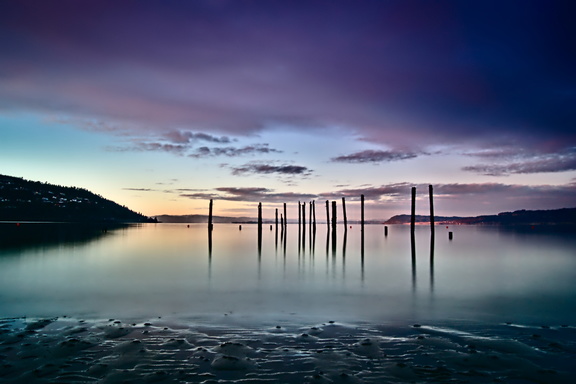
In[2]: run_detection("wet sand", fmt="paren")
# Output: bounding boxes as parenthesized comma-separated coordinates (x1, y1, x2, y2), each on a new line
(1, 316, 575, 383)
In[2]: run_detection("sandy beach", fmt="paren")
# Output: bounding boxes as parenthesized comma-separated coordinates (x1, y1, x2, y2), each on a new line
(1, 315, 575, 383)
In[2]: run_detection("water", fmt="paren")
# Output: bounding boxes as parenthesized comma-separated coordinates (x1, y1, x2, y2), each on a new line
(1, 222, 575, 326)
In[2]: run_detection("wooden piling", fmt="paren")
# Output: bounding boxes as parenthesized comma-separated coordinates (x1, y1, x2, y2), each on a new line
(258, 202, 262, 234)
(384, 225, 388, 236)
(258, 202, 263, 250)
(342, 197, 348, 228)
(410, 187, 416, 232)
(331, 201, 337, 230)
(325, 200, 330, 229)
(312, 200, 316, 229)
(208, 199, 213, 231)
(302, 201, 306, 231)
(449, 231, 453, 240)
(361, 194, 365, 229)
(283, 203, 287, 229)
(275, 208, 278, 230)
(429, 185, 435, 235)
(298, 201, 301, 228)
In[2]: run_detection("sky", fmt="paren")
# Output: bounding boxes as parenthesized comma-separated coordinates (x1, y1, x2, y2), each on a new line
(1, 0, 575, 221)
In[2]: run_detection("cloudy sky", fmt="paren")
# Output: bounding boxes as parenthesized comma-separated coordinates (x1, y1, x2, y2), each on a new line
(1, 0, 575, 220)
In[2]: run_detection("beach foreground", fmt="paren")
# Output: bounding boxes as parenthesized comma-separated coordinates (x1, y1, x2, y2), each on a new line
(1, 316, 574, 383)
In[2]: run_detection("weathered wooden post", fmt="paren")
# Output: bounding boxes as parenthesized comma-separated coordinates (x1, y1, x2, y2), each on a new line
(298, 201, 301, 228)
(275, 208, 279, 231)
(302, 201, 306, 232)
(410, 187, 416, 233)
(325, 200, 330, 229)
(309, 201, 313, 230)
(342, 197, 348, 228)
(384, 225, 388, 236)
(331, 200, 337, 253)
(361, 194, 365, 230)
(258, 202, 262, 247)
(309, 200, 313, 241)
(283, 203, 287, 230)
(449, 231, 453, 240)
(312, 200, 316, 230)
(331, 201, 337, 230)
(429, 185, 435, 235)
(302, 202, 306, 249)
(208, 199, 213, 231)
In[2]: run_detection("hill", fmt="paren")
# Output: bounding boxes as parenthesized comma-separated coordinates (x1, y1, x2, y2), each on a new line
(0, 174, 156, 223)
(385, 208, 576, 226)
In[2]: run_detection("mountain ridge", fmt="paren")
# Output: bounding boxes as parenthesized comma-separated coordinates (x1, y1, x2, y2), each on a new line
(0, 174, 156, 223)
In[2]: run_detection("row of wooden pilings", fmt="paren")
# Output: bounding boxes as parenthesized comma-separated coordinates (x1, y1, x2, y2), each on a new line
(208, 184, 450, 242)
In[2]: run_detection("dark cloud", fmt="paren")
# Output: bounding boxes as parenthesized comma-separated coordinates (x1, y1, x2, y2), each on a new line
(163, 131, 232, 144)
(331, 149, 419, 163)
(1, 1, 574, 152)
(123, 188, 156, 192)
(181, 187, 316, 203)
(322, 181, 576, 205)
(180, 181, 576, 214)
(463, 150, 576, 176)
(120, 142, 188, 154)
(190, 144, 282, 158)
(231, 163, 312, 176)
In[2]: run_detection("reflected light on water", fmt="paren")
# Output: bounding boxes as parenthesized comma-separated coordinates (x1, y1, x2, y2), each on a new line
(1, 223, 575, 326)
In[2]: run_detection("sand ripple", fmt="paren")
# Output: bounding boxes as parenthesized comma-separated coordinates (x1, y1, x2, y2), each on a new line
(0, 317, 575, 383)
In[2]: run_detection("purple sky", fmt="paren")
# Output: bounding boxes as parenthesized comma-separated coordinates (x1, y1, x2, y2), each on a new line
(1, 0, 575, 219)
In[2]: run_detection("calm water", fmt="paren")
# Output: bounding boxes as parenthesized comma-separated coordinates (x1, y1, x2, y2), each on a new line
(1, 223, 575, 326)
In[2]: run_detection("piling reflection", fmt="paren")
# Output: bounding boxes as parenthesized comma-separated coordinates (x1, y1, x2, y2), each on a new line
(411, 230, 416, 292)
(430, 231, 435, 293)
(360, 227, 365, 282)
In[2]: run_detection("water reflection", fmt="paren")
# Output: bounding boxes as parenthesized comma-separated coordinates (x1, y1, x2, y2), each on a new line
(2, 223, 576, 325)
(0, 222, 131, 251)
(411, 230, 416, 292)
(430, 231, 435, 293)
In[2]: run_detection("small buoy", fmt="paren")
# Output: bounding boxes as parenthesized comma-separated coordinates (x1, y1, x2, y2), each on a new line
(187, 225, 190, 228)
(16, 223, 20, 227)
(350, 226, 352, 228)
(239, 225, 242, 230)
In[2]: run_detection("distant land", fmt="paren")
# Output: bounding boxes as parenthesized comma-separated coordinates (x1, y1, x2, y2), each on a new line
(3, 173, 574, 227)
(0, 174, 156, 223)
(158, 208, 576, 227)
(384, 208, 576, 226)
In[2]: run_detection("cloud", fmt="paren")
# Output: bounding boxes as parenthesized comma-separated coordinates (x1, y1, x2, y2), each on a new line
(463, 149, 576, 176)
(231, 162, 312, 176)
(331, 149, 419, 163)
(321, 181, 576, 205)
(189, 144, 282, 158)
(1, 1, 574, 153)
(178, 181, 576, 215)
(123, 188, 156, 192)
(181, 187, 316, 203)
(163, 131, 232, 144)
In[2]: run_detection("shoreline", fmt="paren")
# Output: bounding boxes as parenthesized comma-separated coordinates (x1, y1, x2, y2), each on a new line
(2, 315, 575, 383)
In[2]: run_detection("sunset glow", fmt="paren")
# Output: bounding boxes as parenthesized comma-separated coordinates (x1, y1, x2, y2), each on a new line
(1, 0, 574, 220)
